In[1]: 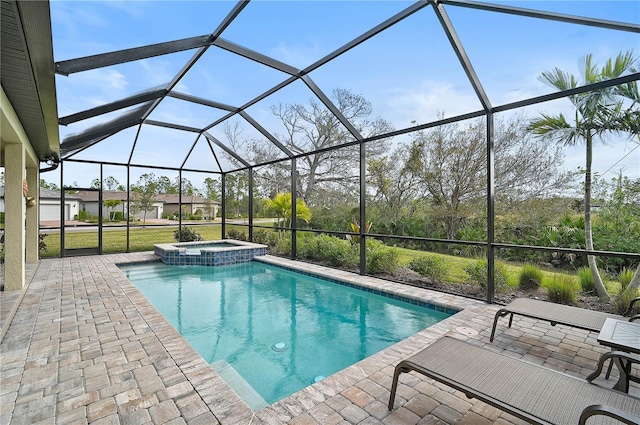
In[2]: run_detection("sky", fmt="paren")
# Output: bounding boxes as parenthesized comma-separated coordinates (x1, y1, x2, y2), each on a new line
(43, 0, 640, 192)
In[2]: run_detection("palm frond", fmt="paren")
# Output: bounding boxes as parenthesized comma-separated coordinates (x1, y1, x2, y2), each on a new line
(538, 68, 577, 92)
(601, 51, 638, 80)
(527, 113, 580, 145)
(580, 54, 600, 85)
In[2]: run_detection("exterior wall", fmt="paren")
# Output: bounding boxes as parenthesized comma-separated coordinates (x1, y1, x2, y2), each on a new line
(80, 201, 100, 217)
(164, 203, 219, 219)
(1, 87, 40, 290)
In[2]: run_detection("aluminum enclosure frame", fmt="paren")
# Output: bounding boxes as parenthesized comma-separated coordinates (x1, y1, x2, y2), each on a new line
(54, 0, 640, 303)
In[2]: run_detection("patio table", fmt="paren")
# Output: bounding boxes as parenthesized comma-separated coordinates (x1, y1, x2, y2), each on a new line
(594, 318, 640, 393)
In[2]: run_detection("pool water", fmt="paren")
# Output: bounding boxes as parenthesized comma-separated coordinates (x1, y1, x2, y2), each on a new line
(120, 261, 451, 409)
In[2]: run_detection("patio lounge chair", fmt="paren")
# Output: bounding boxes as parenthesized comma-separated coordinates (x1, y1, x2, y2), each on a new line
(388, 337, 640, 424)
(489, 297, 640, 342)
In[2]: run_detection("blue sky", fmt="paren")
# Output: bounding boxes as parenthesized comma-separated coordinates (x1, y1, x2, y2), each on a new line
(48, 0, 640, 190)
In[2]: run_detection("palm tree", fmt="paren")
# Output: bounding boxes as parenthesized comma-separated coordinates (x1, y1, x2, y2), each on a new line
(528, 51, 639, 300)
(265, 193, 312, 238)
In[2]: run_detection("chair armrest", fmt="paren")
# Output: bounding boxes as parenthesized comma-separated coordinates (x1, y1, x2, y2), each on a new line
(623, 297, 640, 317)
(629, 314, 640, 322)
(586, 351, 640, 383)
(579, 404, 640, 425)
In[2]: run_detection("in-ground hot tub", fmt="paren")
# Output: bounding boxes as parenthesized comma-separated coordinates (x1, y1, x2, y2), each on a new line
(154, 239, 267, 266)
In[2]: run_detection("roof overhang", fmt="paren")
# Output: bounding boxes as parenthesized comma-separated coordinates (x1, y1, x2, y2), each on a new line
(1, 0, 59, 161)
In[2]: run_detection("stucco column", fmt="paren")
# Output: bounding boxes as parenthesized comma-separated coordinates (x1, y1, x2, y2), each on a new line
(25, 167, 39, 263)
(4, 143, 26, 290)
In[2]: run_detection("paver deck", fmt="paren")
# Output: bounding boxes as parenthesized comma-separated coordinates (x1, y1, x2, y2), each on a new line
(0, 253, 637, 425)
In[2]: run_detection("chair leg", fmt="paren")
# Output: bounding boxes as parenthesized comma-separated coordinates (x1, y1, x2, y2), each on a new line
(490, 309, 509, 342)
(605, 357, 614, 379)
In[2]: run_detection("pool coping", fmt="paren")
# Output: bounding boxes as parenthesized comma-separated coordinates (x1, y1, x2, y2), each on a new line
(112, 253, 488, 422)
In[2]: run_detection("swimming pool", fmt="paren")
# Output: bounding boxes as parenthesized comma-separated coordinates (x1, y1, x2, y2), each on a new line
(120, 261, 453, 409)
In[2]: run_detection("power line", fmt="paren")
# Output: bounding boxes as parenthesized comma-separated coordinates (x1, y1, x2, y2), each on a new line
(600, 143, 639, 178)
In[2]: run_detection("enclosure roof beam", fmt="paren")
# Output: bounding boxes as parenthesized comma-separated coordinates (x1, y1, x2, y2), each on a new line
(432, 1, 491, 111)
(203, 131, 251, 167)
(144, 120, 201, 133)
(302, 75, 364, 141)
(203, 75, 299, 131)
(59, 88, 167, 125)
(213, 38, 300, 75)
(239, 110, 294, 157)
(55, 36, 213, 75)
(303, 0, 430, 74)
(168, 91, 239, 112)
(493, 72, 640, 113)
(139, 0, 249, 122)
(439, 0, 640, 33)
(60, 118, 140, 155)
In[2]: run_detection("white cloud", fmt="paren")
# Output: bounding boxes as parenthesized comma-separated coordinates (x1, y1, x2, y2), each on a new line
(271, 39, 323, 68)
(384, 80, 481, 127)
(102, 69, 128, 91)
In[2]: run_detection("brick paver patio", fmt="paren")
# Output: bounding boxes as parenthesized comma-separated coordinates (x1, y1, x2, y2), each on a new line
(0, 253, 636, 424)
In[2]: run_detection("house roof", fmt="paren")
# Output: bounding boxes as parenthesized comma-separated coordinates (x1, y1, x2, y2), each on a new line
(69, 190, 219, 205)
(0, 186, 82, 200)
(154, 194, 218, 205)
(71, 190, 129, 202)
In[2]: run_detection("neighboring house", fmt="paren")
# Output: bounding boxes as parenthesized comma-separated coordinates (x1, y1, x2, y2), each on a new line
(72, 190, 164, 220)
(39, 188, 81, 222)
(155, 194, 220, 219)
(0, 186, 80, 223)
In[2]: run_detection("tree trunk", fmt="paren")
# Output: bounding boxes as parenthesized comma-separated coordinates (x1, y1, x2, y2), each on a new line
(622, 263, 640, 296)
(584, 133, 609, 300)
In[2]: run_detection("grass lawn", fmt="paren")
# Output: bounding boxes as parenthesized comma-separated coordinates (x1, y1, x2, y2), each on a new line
(395, 246, 625, 292)
(39, 224, 251, 258)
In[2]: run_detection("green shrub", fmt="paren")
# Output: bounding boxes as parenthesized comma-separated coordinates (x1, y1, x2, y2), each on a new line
(366, 239, 400, 274)
(546, 275, 578, 305)
(619, 267, 634, 291)
(77, 210, 89, 221)
(174, 226, 202, 242)
(464, 259, 509, 293)
(274, 235, 292, 256)
(613, 288, 640, 315)
(408, 255, 446, 281)
(39, 233, 48, 252)
(226, 229, 247, 241)
(518, 264, 543, 290)
(0, 212, 4, 224)
(576, 267, 595, 293)
(252, 230, 278, 247)
(298, 234, 358, 268)
(188, 213, 202, 220)
(112, 211, 124, 222)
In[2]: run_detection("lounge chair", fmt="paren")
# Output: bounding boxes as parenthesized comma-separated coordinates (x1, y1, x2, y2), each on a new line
(490, 297, 640, 342)
(388, 337, 640, 424)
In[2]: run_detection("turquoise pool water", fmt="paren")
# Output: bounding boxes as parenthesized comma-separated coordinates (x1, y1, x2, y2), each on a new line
(120, 261, 452, 409)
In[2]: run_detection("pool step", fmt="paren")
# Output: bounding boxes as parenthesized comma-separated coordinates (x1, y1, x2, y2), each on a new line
(211, 360, 268, 411)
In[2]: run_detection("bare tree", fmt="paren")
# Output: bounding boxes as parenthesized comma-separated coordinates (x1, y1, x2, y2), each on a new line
(222, 89, 394, 207)
(400, 113, 574, 240)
